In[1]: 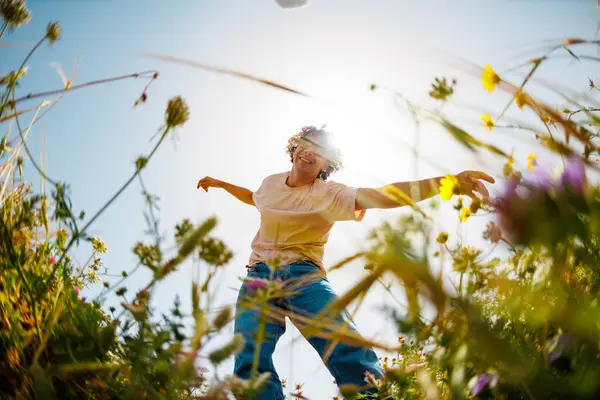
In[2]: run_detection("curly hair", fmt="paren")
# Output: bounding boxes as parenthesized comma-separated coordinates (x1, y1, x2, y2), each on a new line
(285, 125, 343, 180)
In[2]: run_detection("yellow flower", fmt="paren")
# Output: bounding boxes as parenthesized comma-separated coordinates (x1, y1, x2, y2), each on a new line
(439, 175, 460, 201)
(515, 90, 527, 110)
(436, 232, 449, 244)
(460, 207, 471, 222)
(481, 113, 495, 132)
(482, 64, 501, 92)
(91, 237, 107, 254)
(527, 153, 537, 170)
(503, 154, 514, 178)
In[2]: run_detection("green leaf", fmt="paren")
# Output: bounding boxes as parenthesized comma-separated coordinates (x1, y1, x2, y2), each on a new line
(31, 363, 57, 400)
(440, 119, 482, 152)
(563, 46, 580, 61)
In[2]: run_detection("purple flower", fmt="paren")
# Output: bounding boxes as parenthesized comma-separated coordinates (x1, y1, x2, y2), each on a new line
(74, 287, 81, 295)
(470, 373, 499, 396)
(49, 255, 57, 265)
(532, 165, 554, 190)
(559, 156, 586, 193)
(246, 279, 268, 292)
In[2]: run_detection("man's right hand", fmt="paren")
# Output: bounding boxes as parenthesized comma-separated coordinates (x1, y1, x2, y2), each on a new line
(197, 176, 223, 192)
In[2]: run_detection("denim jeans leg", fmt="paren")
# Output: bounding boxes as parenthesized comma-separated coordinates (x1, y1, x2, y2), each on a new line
(286, 271, 384, 395)
(233, 278, 286, 400)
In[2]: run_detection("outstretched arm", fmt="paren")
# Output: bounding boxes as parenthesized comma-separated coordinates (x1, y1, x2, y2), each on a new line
(355, 170, 495, 210)
(197, 176, 255, 206)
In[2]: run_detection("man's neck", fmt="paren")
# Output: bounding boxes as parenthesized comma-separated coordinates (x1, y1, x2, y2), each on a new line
(286, 170, 314, 188)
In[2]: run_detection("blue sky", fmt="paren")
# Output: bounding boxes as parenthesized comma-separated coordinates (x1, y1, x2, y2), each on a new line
(3, 0, 599, 397)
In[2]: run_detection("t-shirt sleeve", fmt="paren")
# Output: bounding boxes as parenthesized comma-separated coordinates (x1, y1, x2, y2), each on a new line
(252, 176, 269, 209)
(324, 181, 366, 222)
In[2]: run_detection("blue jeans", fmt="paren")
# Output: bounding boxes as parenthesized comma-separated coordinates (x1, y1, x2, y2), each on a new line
(233, 260, 384, 399)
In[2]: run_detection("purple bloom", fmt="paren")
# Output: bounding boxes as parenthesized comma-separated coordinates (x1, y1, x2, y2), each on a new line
(74, 287, 81, 295)
(559, 156, 586, 193)
(470, 373, 499, 396)
(49, 255, 57, 265)
(532, 165, 554, 190)
(246, 279, 268, 292)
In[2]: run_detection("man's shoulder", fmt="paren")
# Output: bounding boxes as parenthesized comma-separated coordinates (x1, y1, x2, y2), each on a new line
(317, 178, 353, 191)
(259, 171, 288, 187)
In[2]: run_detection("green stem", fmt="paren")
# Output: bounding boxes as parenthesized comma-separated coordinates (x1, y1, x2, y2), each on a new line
(48, 126, 171, 285)
(251, 300, 268, 381)
(11, 92, 59, 186)
(0, 21, 8, 41)
(0, 36, 46, 117)
(13, 70, 158, 106)
(92, 262, 142, 303)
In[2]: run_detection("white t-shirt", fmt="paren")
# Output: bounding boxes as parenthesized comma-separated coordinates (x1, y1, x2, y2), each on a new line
(249, 171, 365, 269)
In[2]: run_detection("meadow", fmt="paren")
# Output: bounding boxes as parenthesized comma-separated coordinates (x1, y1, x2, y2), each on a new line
(2, 1, 600, 399)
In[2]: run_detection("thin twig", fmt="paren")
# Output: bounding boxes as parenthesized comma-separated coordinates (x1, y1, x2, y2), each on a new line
(12, 71, 159, 105)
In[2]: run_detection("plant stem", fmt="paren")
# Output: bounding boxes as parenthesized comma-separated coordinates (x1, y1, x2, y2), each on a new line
(0, 36, 46, 117)
(13, 71, 158, 105)
(48, 126, 170, 285)
(0, 21, 8, 41)
(251, 300, 268, 381)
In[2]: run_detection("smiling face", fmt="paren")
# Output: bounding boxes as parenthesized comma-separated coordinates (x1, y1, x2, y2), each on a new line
(292, 133, 331, 181)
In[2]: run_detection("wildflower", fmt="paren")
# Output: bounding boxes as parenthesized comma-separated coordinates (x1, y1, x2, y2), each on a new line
(460, 207, 471, 222)
(439, 174, 460, 201)
(49, 255, 57, 264)
(502, 155, 514, 179)
(91, 237, 107, 253)
(122, 302, 146, 314)
(559, 156, 586, 193)
(527, 153, 537, 170)
(483, 221, 502, 244)
(7, 347, 20, 368)
(198, 237, 233, 267)
(246, 278, 268, 292)
(46, 21, 60, 45)
(0, 0, 31, 29)
(74, 287, 81, 296)
(212, 306, 231, 330)
(165, 96, 189, 128)
(436, 232, 449, 244)
(480, 113, 495, 132)
(453, 246, 481, 273)
(532, 164, 553, 190)
(470, 373, 499, 396)
(281, 379, 287, 388)
(0, 67, 28, 87)
(515, 90, 527, 110)
(482, 65, 500, 92)
(208, 334, 245, 365)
